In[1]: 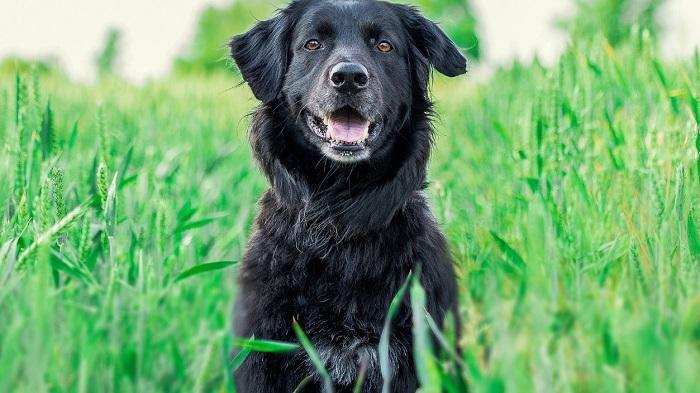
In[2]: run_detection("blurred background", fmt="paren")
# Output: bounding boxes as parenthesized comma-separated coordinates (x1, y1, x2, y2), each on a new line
(1, 0, 699, 83)
(2, 1, 700, 392)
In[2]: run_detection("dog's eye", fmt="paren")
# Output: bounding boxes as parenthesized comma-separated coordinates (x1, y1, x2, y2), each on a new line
(304, 40, 321, 51)
(377, 41, 393, 53)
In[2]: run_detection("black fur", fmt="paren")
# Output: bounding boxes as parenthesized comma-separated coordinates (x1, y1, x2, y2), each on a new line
(229, 1, 466, 392)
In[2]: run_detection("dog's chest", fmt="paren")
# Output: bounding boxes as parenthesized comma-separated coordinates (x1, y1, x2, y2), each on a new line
(240, 197, 425, 335)
(287, 255, 402, 327)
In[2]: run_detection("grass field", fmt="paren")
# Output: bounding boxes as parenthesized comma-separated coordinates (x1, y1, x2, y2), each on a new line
(1, 34, 700, 392)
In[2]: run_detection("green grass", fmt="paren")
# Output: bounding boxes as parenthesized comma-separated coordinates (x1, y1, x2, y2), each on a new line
(1, 36, 699, 392)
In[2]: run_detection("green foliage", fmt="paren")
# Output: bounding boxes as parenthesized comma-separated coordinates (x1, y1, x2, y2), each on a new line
(174, 2, 275, 75)
(1, 20, 700, 393)
(0, 58, 61, 78)
(0, 70, 265, 392)
(96, 29, 122, 77)
(407, 0, 481, 60)
(561, 0, 665, 46)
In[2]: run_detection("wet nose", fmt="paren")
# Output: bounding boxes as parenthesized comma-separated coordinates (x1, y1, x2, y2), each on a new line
(329, 62, 369, 93)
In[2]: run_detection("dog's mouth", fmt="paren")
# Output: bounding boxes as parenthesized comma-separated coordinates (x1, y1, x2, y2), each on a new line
(305, 107, 381, 153)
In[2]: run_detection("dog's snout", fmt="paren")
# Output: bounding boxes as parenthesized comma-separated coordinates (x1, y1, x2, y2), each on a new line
(329, 62, 369, 93)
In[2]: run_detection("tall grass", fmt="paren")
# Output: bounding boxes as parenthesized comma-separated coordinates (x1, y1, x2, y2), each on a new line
(0, 33, 699, 392)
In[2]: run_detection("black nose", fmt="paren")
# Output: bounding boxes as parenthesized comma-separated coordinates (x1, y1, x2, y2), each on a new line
(329, 62, 369, 92)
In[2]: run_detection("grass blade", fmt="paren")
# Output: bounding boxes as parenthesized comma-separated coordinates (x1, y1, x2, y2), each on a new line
(352, 357, 368, 393)
(232, 337, 299, 353)
(688, 210, 700, 258)
(490, 231, 526, 272)
(292, 319, 334, 393)
(174, 261, 239, 282)
(380, 271, 413, 393)
(410, 272, 441, 392)
(230, 347, 252, 371)
(293, 376, 314, 393)
(173, 213, 229, 234)
(0, 239, 18, 284)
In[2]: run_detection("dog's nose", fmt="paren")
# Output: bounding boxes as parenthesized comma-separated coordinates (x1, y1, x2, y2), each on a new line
(329, 62, 369, 92)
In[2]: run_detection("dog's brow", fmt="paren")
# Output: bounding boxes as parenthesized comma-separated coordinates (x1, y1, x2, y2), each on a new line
(316, 20, 335, 36)
(362, 22, 382, 38)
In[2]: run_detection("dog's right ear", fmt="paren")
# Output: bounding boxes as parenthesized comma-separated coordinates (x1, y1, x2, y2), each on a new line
(229, 11, 292, 103)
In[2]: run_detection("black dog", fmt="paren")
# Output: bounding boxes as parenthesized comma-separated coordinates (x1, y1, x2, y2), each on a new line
(230, 1, 466, 391)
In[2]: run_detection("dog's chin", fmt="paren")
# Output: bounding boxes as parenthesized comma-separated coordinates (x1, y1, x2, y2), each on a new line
(304, 107, 382, 163)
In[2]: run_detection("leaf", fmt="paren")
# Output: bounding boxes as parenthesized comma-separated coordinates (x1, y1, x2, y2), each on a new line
(380, 271, 413, 393)
(688, 210, 700, 258)
(652, 59, 680, 114)
(0, 239, 18, 284)
(229, 347, 252, 371)
(292, 320, 334, 393)
(293, 376, 314, 393)
(104, 173, 119, 237)
(231, 337, 299, 353)
(601, 324, 619, 365)
(40, 100, 53, 159)
(424, 312, 465, 368)
(176, 200, 198, 224)
(174, 261, 239, 282)
(117, 146, 134, 188)
(570, 169, 592, 207)
(352, 358, 368, 393)
(173, 213, 228, 234)
(490, 231, 526, 273)
(67, 121, 79, 151)
(50, 249, 95, 286)
(119, 174, 138, 188)
(604, 107, 625, 146)
(410, 272, 441, 392)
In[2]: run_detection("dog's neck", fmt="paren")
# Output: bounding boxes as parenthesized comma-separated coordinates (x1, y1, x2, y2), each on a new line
(249, 102, 433, 249)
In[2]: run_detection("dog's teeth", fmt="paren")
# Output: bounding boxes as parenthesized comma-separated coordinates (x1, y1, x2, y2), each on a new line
(323, 115, 329, 125)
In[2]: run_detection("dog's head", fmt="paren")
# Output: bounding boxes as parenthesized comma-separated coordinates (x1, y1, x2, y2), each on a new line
(230, 0, 466, 163)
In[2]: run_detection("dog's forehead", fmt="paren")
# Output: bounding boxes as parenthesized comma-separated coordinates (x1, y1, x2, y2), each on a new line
(295, 0, 402, 36)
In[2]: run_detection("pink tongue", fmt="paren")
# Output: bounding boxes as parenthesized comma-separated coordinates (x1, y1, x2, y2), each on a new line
(328, 115, 370, 143)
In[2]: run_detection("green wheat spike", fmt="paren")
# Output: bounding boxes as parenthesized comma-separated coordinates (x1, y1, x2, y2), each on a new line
(650, 172, 665, 225)
(31, 65, 41, 114)
(97, 162, 108, 212)
(38, 178, 52, 232)
(50, 168, 66, 219)
(14, 106, 27, 198)
(77, 212, 91, 266)
(97, 105, 111, 167)
(15, 192, 29, 235)
(50, 167, 66, 247)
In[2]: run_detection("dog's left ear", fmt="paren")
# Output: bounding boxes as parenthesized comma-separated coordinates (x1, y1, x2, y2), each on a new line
(229, 11, 292, 103)
(394, 5, 467, 77)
